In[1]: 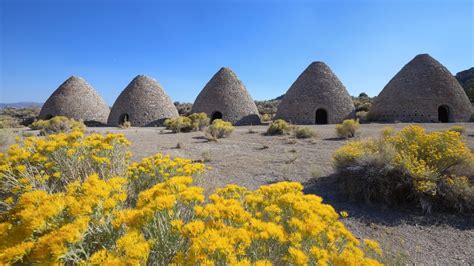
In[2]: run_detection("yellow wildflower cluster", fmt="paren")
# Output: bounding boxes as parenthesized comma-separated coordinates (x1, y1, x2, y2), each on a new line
(333, 125, 474, 212)
(0, 131, 130, 207)
(164, 116, 194, 133)
(207, 119, 234, 139)
(0, 131, 381, 264)
(127, 153, 205, 204)
(172, 182, 381, 265)
(29, 116, 85, 134)
(164, 113, 210, 133)
(0, 174, 127, 264)
(335, 119, 360, 139)
(266, 119, 292, 135)
(188, 112, 210, 130)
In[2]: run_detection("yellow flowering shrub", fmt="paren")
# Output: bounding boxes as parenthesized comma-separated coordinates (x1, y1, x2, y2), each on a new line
(293, 126, 318, 139)
(335, 119, 359, 139)
(189, 112, 210, 131)
(165, 113, 210, 133)
(0, 131, 130, 207)
(0, 174, 127, 264)
(333, 125, 474, 213)
(29, 116, 85, 134)
(164, 116, 193, 133)
(173, 182, 381, 265)
(0, 131, 381, 265)
(127, 153, 205, 204)
(266, 119, 292, 135)
(206, 119, 234, 139)
(448, 125, 466, 135)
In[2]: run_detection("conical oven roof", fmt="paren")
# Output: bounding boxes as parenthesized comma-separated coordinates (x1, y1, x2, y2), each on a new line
(108, 75, 179, 127)
(191, 67, 260, 125)
(275, 62, 355, 124)
(368, 54, 472, 122)
(39, 76, 110, 126)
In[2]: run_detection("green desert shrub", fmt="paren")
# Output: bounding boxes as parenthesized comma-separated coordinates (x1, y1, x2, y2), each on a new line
(164, 117, 193, 133)
(266, 119, 292, 135)
(356, 111, 369, 123)
(0, 107, 40, 127)
(448, 125, 466, 135)
(189, 112, 210, 131)
(29, 116, 85, 134)
(333, 125, 474, 213)
(293, 126, 318, 139)
(335, 119, 359, 138)
(173, 102, 193, 116)
(352, 93, 373, 113)
(0, 115, 21, 129)
(206, 119, 234, 139)
(255, 99, 280, 118)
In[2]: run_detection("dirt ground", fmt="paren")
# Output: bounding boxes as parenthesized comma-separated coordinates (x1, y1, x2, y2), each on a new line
(5, 123, 474, 264)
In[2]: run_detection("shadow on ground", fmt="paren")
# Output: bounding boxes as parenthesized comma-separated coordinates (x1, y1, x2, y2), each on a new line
(302, 174, 474, 230)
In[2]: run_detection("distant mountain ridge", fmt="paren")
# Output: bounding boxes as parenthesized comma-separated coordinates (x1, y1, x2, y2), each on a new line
(0, 102, 43, 109)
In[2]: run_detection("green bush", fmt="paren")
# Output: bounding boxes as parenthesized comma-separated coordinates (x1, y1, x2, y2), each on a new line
(335, 119, 359, 138)
(206, 119, 234, 139)
(164, 117, 193, 133)
(173, 102, 193, 116)
(255, 99, 280, 118)
(333, 125, 474, 213)
(266, 119, 291, 135)
(165, 113, 210, 133)
(0, 107, 40, 127)
(29, 116, 85, 134)
(189, 112, 210, 131)
(356, 111, 369, 123)
(293, 126, 318, 139)
(0, 115, 21, 129)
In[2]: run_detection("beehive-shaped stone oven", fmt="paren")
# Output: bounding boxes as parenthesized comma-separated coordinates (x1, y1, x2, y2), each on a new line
(108, 75, 179, 127)
(275, 62, 355, 124)
(191, 67, 261, 125)
(368, 54, 472, 123)
(39, 76, 110, 126)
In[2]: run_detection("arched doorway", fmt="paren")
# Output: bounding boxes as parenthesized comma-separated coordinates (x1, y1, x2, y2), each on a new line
(438, 106, 449, 123)
(315, 109, 328, 124)
(211, 111, 222, 122)
(119, 113, 129, 125)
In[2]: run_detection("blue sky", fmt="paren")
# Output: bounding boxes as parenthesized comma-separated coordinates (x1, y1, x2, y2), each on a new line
(1, 0, 473, 105)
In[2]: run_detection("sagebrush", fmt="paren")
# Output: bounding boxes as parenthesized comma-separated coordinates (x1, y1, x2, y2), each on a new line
(29, 116, 85, 135)
(333, 125, 474, 213)
(293, 126, 318, 139)
(165, 113, 210, 133)
(206, 119, 234, 139)
(164, 117, 193, 133)
(335, 119, 359, 138)
(266, 119, 292, 135)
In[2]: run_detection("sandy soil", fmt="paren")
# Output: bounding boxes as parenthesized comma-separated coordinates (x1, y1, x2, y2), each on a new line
(6, 123, 474, 264)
